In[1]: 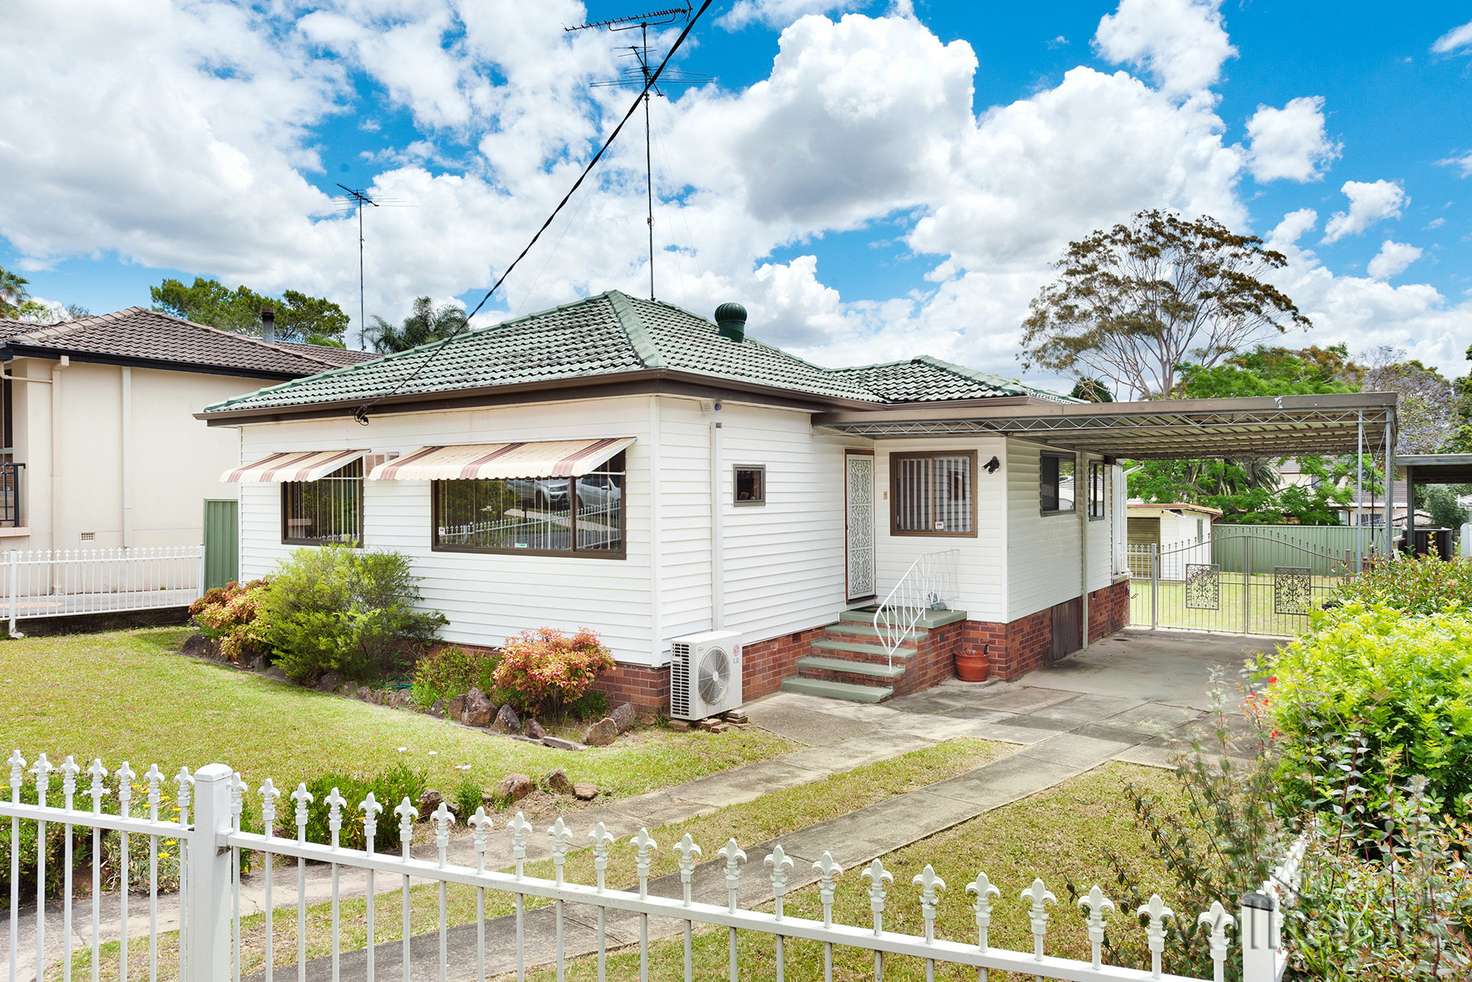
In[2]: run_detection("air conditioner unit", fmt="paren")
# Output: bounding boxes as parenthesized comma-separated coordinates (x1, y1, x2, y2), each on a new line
(669, 630, 743, 721)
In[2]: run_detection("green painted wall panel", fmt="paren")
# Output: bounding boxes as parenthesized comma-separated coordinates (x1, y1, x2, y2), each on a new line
(202, 498, 239, 590)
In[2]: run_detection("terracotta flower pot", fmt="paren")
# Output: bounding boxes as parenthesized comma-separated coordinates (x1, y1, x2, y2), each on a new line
(955, 649, 989, 683)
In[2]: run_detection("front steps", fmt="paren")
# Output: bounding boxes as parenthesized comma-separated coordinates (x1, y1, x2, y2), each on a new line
(779, 606, 967, 703)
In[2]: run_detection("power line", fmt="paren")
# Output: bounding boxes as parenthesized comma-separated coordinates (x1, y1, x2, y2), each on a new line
(351, 0, 715, 425)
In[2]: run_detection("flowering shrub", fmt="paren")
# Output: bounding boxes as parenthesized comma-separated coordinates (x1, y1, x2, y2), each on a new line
(492, 627, 613, 716)
(1330, 555, 1472, 615)
(410, 645, 503, 708)
(1256, 602, 1472, 819)
(189, 579, 269, 663)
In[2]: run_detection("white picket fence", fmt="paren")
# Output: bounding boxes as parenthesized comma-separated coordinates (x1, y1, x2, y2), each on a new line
(4, 547, 204, 637)
(2, 750, 1297, 982)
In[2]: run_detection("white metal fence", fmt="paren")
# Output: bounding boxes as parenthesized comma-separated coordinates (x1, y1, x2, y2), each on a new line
(4, 547, 204, 637)
(2, 750, 1295, 982)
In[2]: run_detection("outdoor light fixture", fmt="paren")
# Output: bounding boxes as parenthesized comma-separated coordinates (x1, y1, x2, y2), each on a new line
(984, 455, 1000, 474)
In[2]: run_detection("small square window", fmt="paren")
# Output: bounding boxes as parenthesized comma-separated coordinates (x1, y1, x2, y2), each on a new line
(734, 465, 766, 506)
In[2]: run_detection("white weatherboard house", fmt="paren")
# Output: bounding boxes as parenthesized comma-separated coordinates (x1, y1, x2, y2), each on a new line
(198, 292, 1397, 710)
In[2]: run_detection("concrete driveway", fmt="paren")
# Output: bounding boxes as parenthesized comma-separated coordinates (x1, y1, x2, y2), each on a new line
(745, 627, 1279, 769)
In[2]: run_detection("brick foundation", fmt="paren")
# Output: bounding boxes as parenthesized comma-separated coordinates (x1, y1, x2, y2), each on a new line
(446, 578, 1135, 712)
(740, 626, 828, 700)
(592, 661, 671, 714)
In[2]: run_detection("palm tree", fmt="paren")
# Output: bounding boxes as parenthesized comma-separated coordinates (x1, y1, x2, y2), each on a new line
(367, 297, 468, 354)
(0, 265, 30, 318)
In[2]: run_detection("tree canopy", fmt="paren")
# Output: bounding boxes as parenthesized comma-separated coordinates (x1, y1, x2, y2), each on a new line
(367, 297, 468, 354)
(150, 277, 349, 346)
(1357, 347, 1458, 454)
(1022, 210, 1310, 398)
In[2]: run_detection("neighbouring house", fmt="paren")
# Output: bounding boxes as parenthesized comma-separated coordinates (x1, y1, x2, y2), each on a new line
(0, 307, 375, 554)
(1337, 480, 1431, 528)
(197, 291, 1399, 708)
(1126, 501, 1220, 578)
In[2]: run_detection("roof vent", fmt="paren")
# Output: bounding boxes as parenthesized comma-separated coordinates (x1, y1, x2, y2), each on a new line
(260, 307, 277, 343)
(715, 302, 746, 342)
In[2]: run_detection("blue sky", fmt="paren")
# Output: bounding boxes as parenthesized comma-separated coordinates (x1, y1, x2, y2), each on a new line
(2, 1, 1469, 389)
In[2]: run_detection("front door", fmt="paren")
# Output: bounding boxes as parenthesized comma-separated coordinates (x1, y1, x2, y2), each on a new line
(845, 451, 876, 601)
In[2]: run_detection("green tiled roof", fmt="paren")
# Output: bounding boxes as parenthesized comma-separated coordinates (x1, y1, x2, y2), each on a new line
(200, 291, 1067, 416)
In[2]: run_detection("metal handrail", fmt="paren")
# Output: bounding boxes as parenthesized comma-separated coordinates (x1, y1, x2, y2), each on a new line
(872, 548, 959, 668)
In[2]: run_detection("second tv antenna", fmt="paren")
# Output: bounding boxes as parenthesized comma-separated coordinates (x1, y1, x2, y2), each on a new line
(568, 3, 710, 300)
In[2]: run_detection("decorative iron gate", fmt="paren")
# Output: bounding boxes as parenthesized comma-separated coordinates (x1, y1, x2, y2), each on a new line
(1127, 526, 1369, 637)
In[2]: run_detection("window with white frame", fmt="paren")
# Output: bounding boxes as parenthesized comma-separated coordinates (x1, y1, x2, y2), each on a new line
(281, 459, 364, 545)
(890, 451, 976, 536)
(1040, 453, 1075, 514)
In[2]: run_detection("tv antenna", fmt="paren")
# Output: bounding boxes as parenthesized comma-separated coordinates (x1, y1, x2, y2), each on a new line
(568, 3, 710, 300)
(336, 183, 377, 348)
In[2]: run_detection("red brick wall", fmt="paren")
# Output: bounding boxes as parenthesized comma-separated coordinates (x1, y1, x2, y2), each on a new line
(1087, 578, 1131, 642)
(891, 619, 963, 695)
(592, 662, 670, 713)
(741, 627, 826, 700)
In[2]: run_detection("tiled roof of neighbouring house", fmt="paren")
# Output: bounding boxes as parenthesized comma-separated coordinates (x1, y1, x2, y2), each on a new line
(0, 307, 376, 378)
(200, 290, 1070, 416)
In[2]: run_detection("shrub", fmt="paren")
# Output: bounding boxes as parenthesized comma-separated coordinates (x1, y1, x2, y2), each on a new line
(410, 646, 502, 709)
(1258, 602, 1472, 819)
(451, 779, 483, 819)
(190, 579, 270, 663)
(1287, 745, 1472, 978)
(1330, 555, 1472, 615)
(260, 546, 446, 684)
(492, 627, 614, 716)
(298, 763, 426, 851)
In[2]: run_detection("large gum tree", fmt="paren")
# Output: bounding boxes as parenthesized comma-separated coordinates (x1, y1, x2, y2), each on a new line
(1021, 209, 1311, 399)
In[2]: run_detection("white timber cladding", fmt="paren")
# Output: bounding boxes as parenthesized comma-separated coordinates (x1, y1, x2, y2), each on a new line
(1005, 439, 1116, 622)
(715, 401, 866, 640)
(236, 396, 659, 666)
(873, 438, 1008, 622)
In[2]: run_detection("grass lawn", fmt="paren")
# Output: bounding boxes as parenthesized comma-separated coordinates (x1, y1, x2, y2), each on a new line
(62, 737, 1010, 982)
(0, 627, 792, 800)
(532, 762, 1188, 981)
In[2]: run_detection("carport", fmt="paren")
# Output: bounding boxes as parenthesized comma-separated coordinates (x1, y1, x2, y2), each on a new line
(818, 392, 1401, 638)
(1398, 453, 1472, 555)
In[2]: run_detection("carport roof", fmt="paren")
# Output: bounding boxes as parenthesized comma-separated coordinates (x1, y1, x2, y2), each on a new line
(815, 392, 1398, 460)
(1399, 454, 1472, 485)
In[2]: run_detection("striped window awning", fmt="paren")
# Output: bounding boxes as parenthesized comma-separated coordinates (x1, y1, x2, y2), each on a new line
(369, 437, 634, 481)
(221, 449, 369, 483)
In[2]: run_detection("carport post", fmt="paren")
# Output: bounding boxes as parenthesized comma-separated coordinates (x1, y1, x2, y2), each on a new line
(1354, 412, 1364, 572)
(1078, 450, 1089, 649)
(1384, 420, 1395, 558)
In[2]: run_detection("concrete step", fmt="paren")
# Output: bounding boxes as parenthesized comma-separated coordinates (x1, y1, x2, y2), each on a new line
(779, 676, 894, 704)
(838, 607, 967, 630)
(796, 655, 906, 681)
(823, 620, 919, 645)
(811, 637, 910, 659)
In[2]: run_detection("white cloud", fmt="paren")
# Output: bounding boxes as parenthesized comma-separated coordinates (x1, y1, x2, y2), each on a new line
(1366, 240, 1423, 280)
(1438, 151, 1472, 177)
(1245, 96, 1339, 182)
(719, 0, 863, 31)
(3, 0, 1469, 383)
(1322, 179, 1408, 243)
(1431, 20, 1472, 55)
(1267, 208, 1318, 248)
(1093, 0, 1237, 97)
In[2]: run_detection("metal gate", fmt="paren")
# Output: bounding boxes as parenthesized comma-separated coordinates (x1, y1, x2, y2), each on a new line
(1127, 526, 1372, 637)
